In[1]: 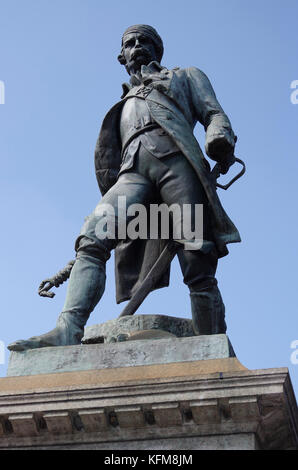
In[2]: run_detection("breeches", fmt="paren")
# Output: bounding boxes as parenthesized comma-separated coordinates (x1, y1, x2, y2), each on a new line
(76, 144, 218, 288)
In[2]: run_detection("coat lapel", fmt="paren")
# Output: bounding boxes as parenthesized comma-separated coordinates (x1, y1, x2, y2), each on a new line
(94, 100, 124, 195)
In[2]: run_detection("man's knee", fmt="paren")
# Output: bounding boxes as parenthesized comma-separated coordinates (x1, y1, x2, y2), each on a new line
(179, 246, 218, 289)
(189, 276, 218, 293)
(75, 235, 112, 263)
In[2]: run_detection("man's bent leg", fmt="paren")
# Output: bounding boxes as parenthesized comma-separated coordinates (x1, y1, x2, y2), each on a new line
(7, 209, 115, 351)
(8, 171, 155, 351)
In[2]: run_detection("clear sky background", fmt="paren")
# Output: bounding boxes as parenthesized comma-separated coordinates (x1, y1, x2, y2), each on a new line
(0, 0, 297, 398)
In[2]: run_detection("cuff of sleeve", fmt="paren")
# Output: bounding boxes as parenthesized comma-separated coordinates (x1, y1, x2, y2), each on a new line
(205, 130, 235, 160)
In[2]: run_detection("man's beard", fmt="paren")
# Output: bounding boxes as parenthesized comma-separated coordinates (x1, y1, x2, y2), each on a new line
(127, 49, 154, 72)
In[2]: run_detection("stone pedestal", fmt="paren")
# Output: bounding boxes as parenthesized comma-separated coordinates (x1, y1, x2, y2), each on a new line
(1, 317, 298, 450)
(7, 334, 236, 377)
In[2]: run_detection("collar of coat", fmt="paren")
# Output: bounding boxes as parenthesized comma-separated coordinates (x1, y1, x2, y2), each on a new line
(121, 61, 178, 99)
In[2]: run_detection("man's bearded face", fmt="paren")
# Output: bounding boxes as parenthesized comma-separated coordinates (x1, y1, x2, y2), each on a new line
(122, 32, 158, 73)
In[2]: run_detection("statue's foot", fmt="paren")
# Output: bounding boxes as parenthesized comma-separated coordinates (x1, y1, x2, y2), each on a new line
(7, 326, 82, 352)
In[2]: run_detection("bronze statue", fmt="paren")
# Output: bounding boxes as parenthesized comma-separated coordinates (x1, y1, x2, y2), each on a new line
(8, 25, 241, 352)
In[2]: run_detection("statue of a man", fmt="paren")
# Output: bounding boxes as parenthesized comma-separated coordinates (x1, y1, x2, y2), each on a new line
(8, 25, 240, 351)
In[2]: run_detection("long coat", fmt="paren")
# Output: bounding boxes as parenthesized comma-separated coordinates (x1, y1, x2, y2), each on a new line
(94, 63, 241, 303)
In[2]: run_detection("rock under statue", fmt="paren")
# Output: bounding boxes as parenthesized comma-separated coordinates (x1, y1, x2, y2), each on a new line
(8, 24, 242, 352)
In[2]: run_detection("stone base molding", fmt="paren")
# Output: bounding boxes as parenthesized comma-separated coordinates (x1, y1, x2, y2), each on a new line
(0, 364, 297, 449)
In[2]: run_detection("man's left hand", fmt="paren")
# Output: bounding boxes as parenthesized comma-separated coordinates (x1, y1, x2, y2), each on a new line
(217, 153, 236, 175)
(206, 135, 236, 174)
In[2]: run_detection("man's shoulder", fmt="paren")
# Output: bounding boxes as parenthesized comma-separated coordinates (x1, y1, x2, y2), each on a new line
(170, 66, 208, 81)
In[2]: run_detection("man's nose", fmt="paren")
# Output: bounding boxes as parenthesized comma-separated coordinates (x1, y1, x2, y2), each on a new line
(134, 38, 142, 48)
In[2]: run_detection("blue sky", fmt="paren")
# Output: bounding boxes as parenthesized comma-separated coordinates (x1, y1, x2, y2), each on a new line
(0, 0, 297, 398)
